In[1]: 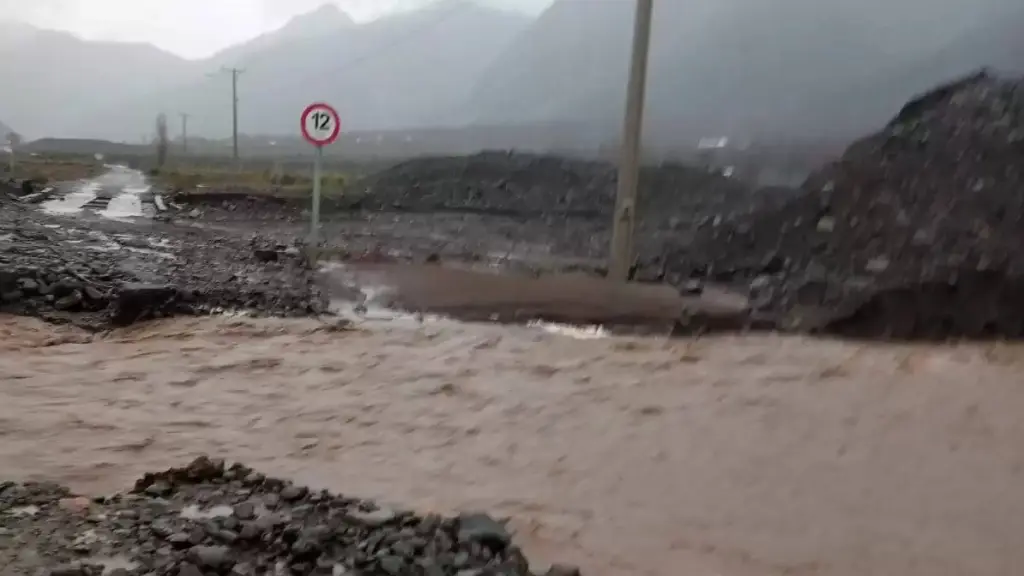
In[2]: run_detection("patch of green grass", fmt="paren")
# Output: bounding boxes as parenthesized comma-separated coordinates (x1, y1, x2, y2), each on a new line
(154, 164, 351, 198)
(2, 157, 103, 183)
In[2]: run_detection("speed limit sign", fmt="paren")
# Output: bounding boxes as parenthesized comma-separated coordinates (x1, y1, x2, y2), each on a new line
(300, 102, 341, 247)
(300, 103, 340, 147)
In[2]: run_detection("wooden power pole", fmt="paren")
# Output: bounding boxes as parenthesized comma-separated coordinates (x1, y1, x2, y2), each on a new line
(609, 0, 654, 281)
(180, 113, 189, 154)
(210, 67, 244, 161)
(230, 68, 241, 161)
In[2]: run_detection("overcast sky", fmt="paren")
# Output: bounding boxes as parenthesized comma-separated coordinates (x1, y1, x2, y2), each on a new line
(0, 0, 556, 58)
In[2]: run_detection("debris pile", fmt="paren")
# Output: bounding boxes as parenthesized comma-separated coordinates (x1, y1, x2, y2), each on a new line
(0, 456, 579, 576)
(165, 189, 306, 224)
(349, 151, 798, 229)
(665, 71, 1024, 338)
(0, 206, 327, 329)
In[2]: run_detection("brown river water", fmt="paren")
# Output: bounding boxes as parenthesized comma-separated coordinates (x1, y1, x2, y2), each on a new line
(2, 312, 1024, 576)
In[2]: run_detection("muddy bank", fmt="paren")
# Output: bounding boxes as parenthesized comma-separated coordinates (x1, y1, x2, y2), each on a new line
(326, 262, 751, 334)
(661, 72, 1024, 338)
(1, 456, 574, 576)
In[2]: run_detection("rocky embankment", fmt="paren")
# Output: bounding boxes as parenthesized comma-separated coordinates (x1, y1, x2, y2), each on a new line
(11, 73, 1024, 340)
(661, 70, 1024, 338)
(0, 457, 577, 576)
(0, 197, 326, 329)
(161, 190, 306, 224)
(348, 152, 798, 226)
(162, 153, 799, 265)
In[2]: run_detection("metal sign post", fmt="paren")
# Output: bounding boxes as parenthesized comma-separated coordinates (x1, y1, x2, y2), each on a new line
(312, 145, 323, 240)
(299, 102, 341, 244)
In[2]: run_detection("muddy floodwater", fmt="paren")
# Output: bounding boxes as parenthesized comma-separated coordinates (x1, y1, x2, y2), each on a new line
(2, 314, 1024, 576)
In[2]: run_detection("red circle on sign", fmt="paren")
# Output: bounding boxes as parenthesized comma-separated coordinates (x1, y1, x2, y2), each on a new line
(300, 102, 341, 147)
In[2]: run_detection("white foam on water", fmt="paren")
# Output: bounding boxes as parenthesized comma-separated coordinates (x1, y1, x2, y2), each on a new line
(100, 183, 149, 220)
(41, 181, 99, 214)
(100, 192, 145, 219)
(318, 261, 608, 339)
(527, 320, 608, 340)
(40, 165, 152, 219)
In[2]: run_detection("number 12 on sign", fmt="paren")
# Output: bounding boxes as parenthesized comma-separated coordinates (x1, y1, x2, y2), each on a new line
(313, 112, 330, 130)
(299, 103, 342, 245)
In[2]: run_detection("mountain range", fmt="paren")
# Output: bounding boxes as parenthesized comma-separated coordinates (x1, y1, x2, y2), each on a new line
(1, 0, 1022, 147)
(468, 0, 1024, 144)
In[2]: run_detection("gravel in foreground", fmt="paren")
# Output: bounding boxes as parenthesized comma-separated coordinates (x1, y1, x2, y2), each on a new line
(0, 457, 579, 576)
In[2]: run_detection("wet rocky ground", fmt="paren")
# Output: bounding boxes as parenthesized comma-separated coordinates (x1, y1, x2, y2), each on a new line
(7, 73, 1024, 339)
(162, 153, 798, 280)
(346, 152, 799, 225)
(658, 71, 1024, 338)
(0, 456, 577, 576)
(0, 195, 326, 330)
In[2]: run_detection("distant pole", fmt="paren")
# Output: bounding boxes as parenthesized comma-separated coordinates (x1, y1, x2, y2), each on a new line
(230, 68, 241, 162)
(609, 0, 654, 282)
(5, 133, 19, 174)
(210, 68, 244, 163)
(180, 113, 189, 154)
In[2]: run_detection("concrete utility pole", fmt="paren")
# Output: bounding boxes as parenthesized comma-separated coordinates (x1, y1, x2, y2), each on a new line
(609, 0, 654, 282)
(179, 113, 189, 154)
(211, 67, 244, 161)
(230, 68, 241, 161)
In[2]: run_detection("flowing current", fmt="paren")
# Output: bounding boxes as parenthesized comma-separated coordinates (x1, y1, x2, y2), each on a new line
(2, 314, 1024, 576)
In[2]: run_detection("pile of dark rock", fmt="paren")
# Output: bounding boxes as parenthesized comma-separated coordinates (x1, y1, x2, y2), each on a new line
(166, 189, 307, 224)
(154, 232, 326, 321)
(349, 151, 798, 230)
(0, 214, 140, 327)
(0, 204, 327, 329)
(0, 456, 579, 576)
(661, 70, 1024, 338)
(1, 177, 35, 199)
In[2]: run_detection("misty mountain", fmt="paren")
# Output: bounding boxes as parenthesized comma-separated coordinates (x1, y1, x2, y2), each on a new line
(5, 0, 1022, 146)
(205, 4, 357, 68)
(864, 4, 1024, 101)
(57, 0, 529, 141)
(465, 0, 1024, 143)
(0, 20, 195, 139)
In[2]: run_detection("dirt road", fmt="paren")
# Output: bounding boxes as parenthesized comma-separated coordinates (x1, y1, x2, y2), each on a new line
(2, 314, 1023, 576)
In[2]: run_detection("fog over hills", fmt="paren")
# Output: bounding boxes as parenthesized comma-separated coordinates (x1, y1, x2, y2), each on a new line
(1, 0, 1021, 148)
(468, 0, 1024, 144)
(0, 20, 194, 139)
